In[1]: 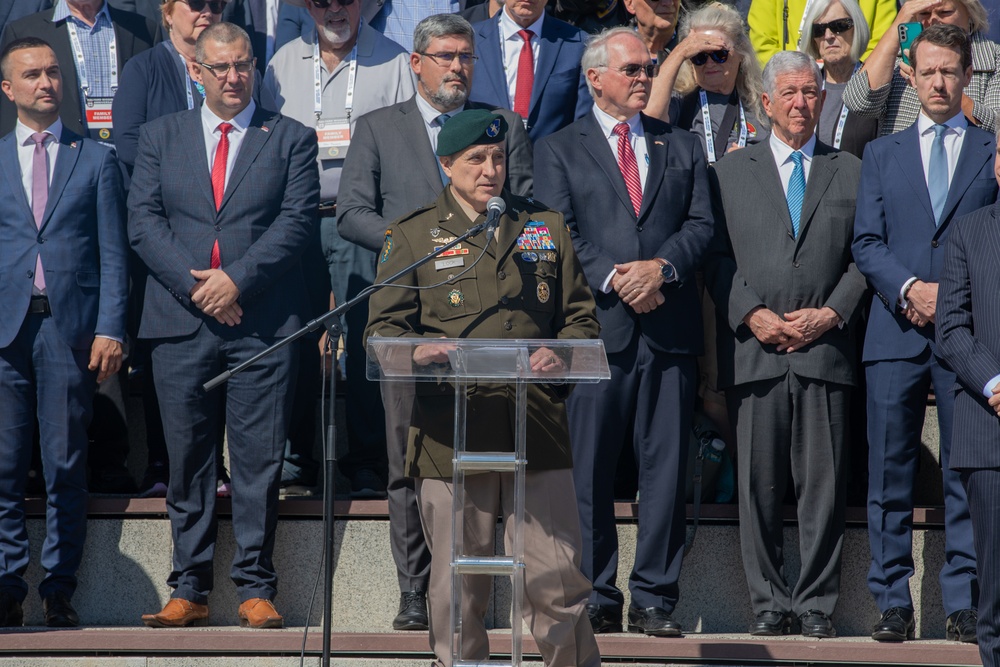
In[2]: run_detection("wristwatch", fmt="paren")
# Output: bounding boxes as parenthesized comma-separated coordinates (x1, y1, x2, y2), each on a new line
(654, 258, 676, 283)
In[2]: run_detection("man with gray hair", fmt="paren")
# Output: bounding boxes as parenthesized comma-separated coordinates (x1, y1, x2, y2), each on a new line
(535, 26, 714, 637)
(705, 49, 866, 638)
(336, 12, 531, 632)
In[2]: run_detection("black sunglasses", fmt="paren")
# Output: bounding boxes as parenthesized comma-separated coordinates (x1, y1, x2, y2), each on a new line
(305, 0, 355, 7)
(690, 49, 730, 66)
(614, 63, 656, 79)
(811, 17, 854, 38)
(179, 0, 226, 14)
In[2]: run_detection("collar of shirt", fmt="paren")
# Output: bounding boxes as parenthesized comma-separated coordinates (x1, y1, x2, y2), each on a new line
(769, 131, 816, 168)
(592, 105, 643, 140)
(500, 7, 545, 43)
(53, 0, 112, 27)
(917, 109, 967, 137)
(414, 92, 458, 128)
(16, 118, 63, 146)
(201, 100, 256, 137)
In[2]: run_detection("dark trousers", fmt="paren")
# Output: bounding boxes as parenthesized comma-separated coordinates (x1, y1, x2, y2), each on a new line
(0, 313, 93, 601)
(568, 333, 695, 611)
(962, 468, 1000, 667)
(866, 349, 977, 615)
(728, 373, 848, 616)
(151, 325, 296, 604)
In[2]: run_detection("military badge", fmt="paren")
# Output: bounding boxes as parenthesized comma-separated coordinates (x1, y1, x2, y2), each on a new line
(537, 282, 550, 304)
(380, 229, 393, 263)
(486, 118, 501, 138)
(448, 289, 464, 307)
(542, 251, 557, 262)
(521, 252, 538, 262)
(430, 227, 441, 238)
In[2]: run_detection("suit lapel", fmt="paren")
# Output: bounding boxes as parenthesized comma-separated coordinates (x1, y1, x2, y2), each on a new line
(477, 19, 511, 108)
(49, 13, 84, 135)
(579, 113, 636, 219)
(40, 130, 83, 231)
(796, 147, 838, 244)
(398, 97, 443, 192)
(529, 17, 560, 114)
(891, 125, 936, 224)
(183, 110, 215, 210)
(637, 115, 667, 221)
(0, 134, 31, 220)
(746, 142, 795, 237)
(110, 7, 135, 70)
(219, 108, 274, 213)
(938, 128, 993, 234)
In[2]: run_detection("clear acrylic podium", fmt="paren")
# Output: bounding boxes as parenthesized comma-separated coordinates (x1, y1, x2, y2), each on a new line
(367, 338, 610, 667)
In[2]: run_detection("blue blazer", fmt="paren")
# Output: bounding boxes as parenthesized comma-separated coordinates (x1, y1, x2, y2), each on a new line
(0, 129, 128, 349)
(470, 12, 591, 143)
(852, 123, 998, 363)
(128, 105, 320, 340)
(936, 202, 1000, 469)
(534, 111, 715, 355)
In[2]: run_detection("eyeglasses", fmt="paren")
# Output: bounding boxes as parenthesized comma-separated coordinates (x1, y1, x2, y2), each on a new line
(613, 63, 656, 79)
(690, 49, 730, 66)
(305, 0, 355, 8)
(811, 17, 854, 38)
(178, 0, 227, 14)
(198, 59, 256, 77)
(418, 51, 478, 66)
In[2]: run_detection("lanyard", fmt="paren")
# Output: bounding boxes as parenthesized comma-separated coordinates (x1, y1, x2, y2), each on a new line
(67, 19, 118, 96)
(795, 0, 818, 49)
(700, 89, 746, 163)
(830, 64, 860, 149)
(313, 40, 358, 120)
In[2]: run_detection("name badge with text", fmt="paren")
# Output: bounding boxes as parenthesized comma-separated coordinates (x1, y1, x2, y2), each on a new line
(317, 118, 350, 159)
(85, 97, 114, 141)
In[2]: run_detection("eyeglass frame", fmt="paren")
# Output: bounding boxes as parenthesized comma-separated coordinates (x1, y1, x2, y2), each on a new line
(811, 17, 855, 38)
(304, 0, 355, 8)
(418, 51, 479, 67)
(197, 59, 257, 77)
(690, 49, 730, 66)
(598, 62, 656, 79)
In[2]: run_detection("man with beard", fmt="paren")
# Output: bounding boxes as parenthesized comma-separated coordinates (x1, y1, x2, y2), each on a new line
(260, 0, 414, 503)
(337, 12, 531, 632)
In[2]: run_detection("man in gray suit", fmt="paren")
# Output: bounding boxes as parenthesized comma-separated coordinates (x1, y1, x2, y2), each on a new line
(705, 50, 866, 639)
(336, 12, 531, 632)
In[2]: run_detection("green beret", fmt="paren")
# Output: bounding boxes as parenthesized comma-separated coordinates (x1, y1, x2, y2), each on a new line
(436, 109, 508, 157)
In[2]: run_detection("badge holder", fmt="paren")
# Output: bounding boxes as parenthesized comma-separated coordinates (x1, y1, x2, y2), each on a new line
(203, 214, 504, 667)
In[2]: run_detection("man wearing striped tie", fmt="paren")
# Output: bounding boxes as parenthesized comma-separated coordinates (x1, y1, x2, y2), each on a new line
(705, 49, 865, 639)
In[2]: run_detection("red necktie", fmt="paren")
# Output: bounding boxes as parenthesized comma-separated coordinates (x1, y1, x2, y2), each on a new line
(210, 122, 233, 269)
(513, 29, 534, 119)
(613, 122, 642, 216)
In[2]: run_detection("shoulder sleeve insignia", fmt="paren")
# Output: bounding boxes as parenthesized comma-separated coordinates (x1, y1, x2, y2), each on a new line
(380, 229, 393, 264)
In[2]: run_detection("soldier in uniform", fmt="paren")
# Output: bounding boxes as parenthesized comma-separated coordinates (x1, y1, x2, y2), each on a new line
(365, 108, 602, 667)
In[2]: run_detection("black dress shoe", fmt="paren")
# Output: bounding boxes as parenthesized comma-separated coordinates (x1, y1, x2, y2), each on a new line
(872, 607, 914, 642)
(586, 603, 622, 633)
(750, 610, 792, 636)
(627, 605, 682, 637)
(0, 591, 23, 628)
(946, 609, 978, 643)
(43, 592, 79, 628)
(799, 610, 836, 638)
(392, 590, 428, 631)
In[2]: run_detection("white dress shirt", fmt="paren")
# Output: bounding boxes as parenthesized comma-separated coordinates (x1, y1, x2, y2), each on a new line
(499, 8, 544, 107)
(768, 131, 816, 196)
(200, 100, 256, 189)
(591, 106, 650, 293)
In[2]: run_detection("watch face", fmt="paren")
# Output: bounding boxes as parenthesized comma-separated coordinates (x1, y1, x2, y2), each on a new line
(661, 263, 675, 281)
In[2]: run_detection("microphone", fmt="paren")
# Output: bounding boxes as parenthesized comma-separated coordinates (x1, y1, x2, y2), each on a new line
(483, 196, 506, 245)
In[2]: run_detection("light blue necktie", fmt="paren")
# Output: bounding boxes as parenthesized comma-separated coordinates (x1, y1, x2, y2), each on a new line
(434, 114, 451, 186)
(786, 151, 805, 238)
(928, 124, 949, 226)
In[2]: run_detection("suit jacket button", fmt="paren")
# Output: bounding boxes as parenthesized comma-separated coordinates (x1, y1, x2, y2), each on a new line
(793, 261, 800, 268)
(26, 270, 32, 278)
(637, 226, 643, 232)
(931, 240, 939, 248)
(498, 270, 506, 280)
(215, 226, 222, 232)
(504, 321, 513, 331)
(500, 296, 509, 305)
(37, 237, 44, 243)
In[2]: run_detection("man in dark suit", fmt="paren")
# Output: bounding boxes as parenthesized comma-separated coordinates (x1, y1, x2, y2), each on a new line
(936, 135, 1000, 667)
(853, 24, 997, 644)
(0, 37, 128, 627)
(706, 50, 866, 639)
(0, 0, 51, 39)
(130, 22, 319, 628)
(337, 12, 532, 632)
(534, 26, 714, 636)
(470, 0, 591, 142)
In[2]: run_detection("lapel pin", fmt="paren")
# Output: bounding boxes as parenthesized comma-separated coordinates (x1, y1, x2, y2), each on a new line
(654, 141, 664, 146)
(70, 142, 78, 148)
(261, 126, 270, 133)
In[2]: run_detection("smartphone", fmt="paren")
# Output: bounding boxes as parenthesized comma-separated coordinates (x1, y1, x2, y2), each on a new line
(898, 22, 923, 66)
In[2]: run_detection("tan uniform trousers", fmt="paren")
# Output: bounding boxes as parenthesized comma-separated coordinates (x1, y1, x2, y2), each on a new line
(417, 469, 600, 667)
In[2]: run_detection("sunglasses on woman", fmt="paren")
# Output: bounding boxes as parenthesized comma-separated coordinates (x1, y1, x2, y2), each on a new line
(811, 18, 854, 38)
(179, 0, 227, 14)
(691, 49, 730, 66)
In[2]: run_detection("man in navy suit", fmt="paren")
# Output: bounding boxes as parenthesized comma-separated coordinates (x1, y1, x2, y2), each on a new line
(853, 24, 998, 644)
(534, 26, 714, 636)
(937, 134, 1000, 667)
(130, 22, 319, 629)
(0, 36, 128, 627)
(470, 0, 591, 142)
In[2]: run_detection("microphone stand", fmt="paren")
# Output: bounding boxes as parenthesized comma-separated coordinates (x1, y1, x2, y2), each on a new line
(203, 216, 494, 667)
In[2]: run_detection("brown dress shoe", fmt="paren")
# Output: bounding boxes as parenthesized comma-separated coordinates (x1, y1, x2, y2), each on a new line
(238, 598, 283, 629)
(142, 598, 209, 628)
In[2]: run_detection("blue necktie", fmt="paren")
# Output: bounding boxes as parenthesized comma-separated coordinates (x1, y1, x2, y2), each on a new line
(434, 114, 451, 186)
(786, 151, 805, 238)
(928, 124, 949, 226)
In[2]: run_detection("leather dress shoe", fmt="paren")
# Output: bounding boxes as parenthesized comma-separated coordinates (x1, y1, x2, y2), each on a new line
(393, 590, 428, 631)
(946, 608, 978, 643)
(627, 605, 682, 637)
(799, 610, 836, 638)
(142, 598, 209, 628)
(749, 610, 792, 636)
(43, 592, 79, 628)
(238, 598, 283, 629)
(0, 591, 23, 628)
(586, 603, 623, 634)
(872, 607, 915, 642)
